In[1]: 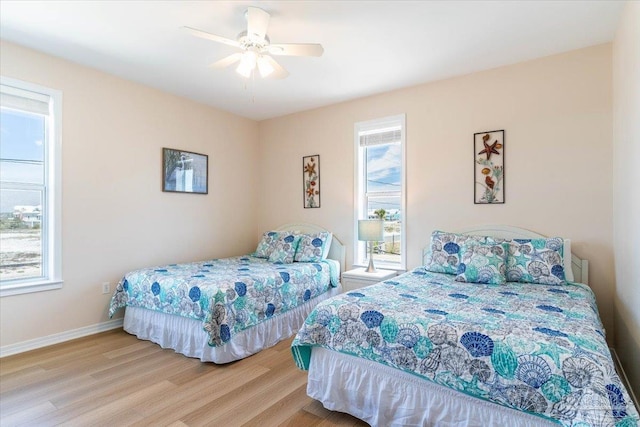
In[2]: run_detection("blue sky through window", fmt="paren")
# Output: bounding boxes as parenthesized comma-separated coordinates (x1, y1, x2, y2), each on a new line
(366, 143, 401, 192)
(366, 143, 401, 213)
(0, 108, 45, 212)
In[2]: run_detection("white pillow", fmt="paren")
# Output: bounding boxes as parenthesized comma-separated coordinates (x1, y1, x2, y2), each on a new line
(322, 233, 333, 259)
(564, 239, 574, 282)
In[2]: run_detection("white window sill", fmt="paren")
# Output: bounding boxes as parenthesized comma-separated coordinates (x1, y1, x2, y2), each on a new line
(0, 279, 63, 297)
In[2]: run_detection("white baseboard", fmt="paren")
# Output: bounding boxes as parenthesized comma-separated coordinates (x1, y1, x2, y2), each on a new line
(0, 318, 124, 358)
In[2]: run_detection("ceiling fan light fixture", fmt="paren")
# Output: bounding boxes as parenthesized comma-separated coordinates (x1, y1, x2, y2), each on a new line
(257, 55, 275, 77)
(236, 51, 257, 78)
(185, 6, 322, 80)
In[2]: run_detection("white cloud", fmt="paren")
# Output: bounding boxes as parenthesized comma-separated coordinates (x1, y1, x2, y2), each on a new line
(368, 144, 401, 181)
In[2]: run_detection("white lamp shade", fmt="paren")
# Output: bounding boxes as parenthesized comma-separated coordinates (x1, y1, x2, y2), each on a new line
(236, 51, 257, 78)
(358, 219, 384, 241)
(257, 55, 275, 77)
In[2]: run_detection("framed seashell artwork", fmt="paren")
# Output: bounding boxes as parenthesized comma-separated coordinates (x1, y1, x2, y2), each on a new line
(303, 154, 320, 208)
(474, 130, 504, 204)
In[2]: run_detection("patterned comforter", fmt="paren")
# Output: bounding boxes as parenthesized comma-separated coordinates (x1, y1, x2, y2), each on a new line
(292, 268, 639, 426)
(109, 256, 338, 347)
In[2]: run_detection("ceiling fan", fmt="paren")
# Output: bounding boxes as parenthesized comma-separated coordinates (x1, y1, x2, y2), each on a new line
(183, 7, 324, 79)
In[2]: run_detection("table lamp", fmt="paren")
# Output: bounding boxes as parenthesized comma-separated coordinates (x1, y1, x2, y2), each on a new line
(358, 219, 384, 273)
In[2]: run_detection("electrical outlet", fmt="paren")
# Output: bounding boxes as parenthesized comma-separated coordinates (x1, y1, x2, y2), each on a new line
(102, 282, 110, 294)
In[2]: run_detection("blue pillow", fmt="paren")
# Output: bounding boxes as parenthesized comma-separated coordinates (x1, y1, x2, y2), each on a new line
(254, 231, 280, 258)
(455, 242, 508, 285)
(268, 234, 302, 264)
(295, 232, 332, 262)
(505, 238, 566, 285)
(424, 231, 486, 275)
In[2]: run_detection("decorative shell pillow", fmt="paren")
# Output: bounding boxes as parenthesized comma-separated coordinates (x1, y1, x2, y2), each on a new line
(254, 231, 280, 258)
(505, 237, 566, 285)
(294, 231, 332, 262)
(268, 233, 302, 264)
(424, 230, 486, 275)
(455, 241, 508, 285)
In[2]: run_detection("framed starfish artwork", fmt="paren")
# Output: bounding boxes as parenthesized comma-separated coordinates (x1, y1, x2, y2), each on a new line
(474, 130, 504, 204)
(303, 154, 320, 208)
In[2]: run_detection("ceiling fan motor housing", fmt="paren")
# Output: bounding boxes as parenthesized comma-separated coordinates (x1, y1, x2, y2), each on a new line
(237, 30, 270, 51)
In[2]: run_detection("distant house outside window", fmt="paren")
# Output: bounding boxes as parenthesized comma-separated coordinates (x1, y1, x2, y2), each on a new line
(0, 77, 62, 296)
(354, 114, 406, 270)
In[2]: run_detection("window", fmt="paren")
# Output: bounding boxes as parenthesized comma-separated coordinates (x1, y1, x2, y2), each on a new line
(0, 77, 62, 296)
(354, 114, 406, 270)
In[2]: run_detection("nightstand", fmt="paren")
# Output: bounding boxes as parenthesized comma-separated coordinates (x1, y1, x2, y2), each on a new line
(341, 268, 397, 292)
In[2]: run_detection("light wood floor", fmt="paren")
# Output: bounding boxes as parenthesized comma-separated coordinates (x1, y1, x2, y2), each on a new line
(0, 329, 368, 426)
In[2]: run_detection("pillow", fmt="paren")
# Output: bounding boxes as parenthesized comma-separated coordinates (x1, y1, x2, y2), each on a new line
(505, 237, 566, 285)
(487, 236, 574, 283)
(254, 231, 280, 258)
(563, 239, 574, 282)
(295, 231, 332, 262)
(455, 241, 508, 285)
(424, 231, 486, 275)
(268, 233, 301, 264)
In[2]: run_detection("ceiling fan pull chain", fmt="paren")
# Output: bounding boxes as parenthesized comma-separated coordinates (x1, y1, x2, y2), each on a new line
(251, 69, 256, 104)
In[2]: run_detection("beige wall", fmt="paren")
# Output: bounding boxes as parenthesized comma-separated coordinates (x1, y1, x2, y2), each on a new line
(258, 44, 615, 340)
(1, 36, 628, 385)
(613, 1, 640, 397)
(0, 41, 260, 348)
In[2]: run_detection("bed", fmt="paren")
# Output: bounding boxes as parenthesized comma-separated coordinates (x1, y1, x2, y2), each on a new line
(292, 225, 639, 426)
(109, 223, 345, 363)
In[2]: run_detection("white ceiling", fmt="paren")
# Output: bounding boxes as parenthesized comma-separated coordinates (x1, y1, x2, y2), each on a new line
(0, 1, 625, 121)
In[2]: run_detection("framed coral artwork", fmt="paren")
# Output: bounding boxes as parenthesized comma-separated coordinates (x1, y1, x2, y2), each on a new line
(303, 154, 320, 208)
(474, 130, 504, 204)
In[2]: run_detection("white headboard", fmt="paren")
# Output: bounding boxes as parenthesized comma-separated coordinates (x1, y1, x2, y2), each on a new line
(274, 223, 346, 274)
(422, 225, 588, 285)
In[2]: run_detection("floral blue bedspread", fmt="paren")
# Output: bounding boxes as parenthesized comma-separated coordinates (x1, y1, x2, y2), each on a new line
(109, 256, 337, 346)
(292, 268, 639, 426)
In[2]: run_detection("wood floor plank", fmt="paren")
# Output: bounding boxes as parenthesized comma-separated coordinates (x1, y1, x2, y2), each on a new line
(59, 380, 175, 426)
(0, 329, 367, 426)
(0, 374, 97, 416)
(281, 409, 324, 427)
(0, 400, 57, 426)
(51, 354, 188, 409)
(192, 360, 308, 426)
(242, 382, 313, 426)
(132, 364, 271, 425)
(0, 365, 47, 392)
(0, 329, 127, 375)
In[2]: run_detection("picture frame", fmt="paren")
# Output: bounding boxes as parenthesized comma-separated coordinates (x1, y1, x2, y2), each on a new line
(474, 130, 504, 204)
(162, 148, 208, 194)
(303, 154, 320, 208)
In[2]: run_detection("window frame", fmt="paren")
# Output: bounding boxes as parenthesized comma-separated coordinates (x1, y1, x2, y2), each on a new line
(0, 76, 63, 297)
(354, 114, 406, 271)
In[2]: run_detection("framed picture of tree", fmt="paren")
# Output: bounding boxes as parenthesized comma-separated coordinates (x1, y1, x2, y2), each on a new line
(162, 148, 208, 194)
(303, 154, 320, 208)
(474, 130, 504, 204)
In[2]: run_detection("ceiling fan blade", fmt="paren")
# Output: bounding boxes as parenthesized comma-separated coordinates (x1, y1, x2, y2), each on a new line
(209, 53, 244, 69)
(262, 55, 289, 79)
(267, 43, 324, 57)
(182, 26, 241, 49)
(246, 7, 270, 42)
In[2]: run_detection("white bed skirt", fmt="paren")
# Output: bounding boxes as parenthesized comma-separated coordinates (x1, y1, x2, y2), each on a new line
(123, 286, 341, 363)
(307, 347, 558, 427)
